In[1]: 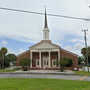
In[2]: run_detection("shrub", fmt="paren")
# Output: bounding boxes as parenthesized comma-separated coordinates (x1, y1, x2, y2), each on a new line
(60, 58, 73, 72)
(19, 58, 30, 71)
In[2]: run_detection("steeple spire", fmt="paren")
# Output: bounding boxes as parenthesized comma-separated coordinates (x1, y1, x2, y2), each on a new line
(44, 8, 48, 28)
(43, 8, 50, 40)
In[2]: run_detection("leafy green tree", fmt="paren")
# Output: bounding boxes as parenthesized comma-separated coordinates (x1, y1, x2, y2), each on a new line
(60, 58, 73, 72)
(6, 54, 16, 65)
(20, 58, 30, 71)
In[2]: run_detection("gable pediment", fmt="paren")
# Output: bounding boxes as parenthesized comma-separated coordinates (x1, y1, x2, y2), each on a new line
(30, 40, 60, 50)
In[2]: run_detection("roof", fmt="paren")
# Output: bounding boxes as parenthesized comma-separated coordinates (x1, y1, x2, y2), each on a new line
(17, 50, 30, 57)
(17, 44, 78, 58)
(30, 40, 60, 49)
(61, 48, 78, 57)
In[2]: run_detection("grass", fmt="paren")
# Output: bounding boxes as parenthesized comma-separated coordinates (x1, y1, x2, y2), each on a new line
(75, 71, 90, 76)
(0, 69, 16, 72)
(0, 78, 89, 90)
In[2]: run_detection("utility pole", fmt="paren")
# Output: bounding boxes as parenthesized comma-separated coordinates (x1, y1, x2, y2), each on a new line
(82, 29, 89, 72)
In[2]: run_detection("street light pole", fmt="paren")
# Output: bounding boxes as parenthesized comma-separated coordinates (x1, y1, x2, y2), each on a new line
(82, 29, 89, 72)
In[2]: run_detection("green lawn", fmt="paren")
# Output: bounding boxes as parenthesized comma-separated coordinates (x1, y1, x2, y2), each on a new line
(0, 78, 90, 90)
(0, 69, 16, 72)
(75, 71, 90, 76)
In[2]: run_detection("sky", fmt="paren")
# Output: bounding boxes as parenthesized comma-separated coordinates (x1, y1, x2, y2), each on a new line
(0, 0, 90, 55)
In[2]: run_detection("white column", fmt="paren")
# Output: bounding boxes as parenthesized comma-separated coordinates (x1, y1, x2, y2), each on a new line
(30, 51, 32, 68)
(49, 51, 51, 68)
(39, 52, 41, 68)
(58, 50, 60, 67)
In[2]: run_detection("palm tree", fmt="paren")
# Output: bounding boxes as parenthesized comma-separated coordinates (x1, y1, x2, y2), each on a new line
(0, 50, 3, 69)
(0, 47, 8, 68)
(81, 47, 90, 65)
(81, 48, 86, 56)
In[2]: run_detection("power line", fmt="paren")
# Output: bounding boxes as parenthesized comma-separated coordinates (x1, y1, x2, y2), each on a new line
(0, 7, 90, 21)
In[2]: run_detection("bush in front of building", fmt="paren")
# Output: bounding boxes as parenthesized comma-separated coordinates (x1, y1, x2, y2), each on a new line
(19, 58, 30, 71)
(60, 58, 73, 72)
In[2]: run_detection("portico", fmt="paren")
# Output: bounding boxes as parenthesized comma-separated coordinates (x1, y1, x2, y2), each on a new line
(30, 49, 60, 69)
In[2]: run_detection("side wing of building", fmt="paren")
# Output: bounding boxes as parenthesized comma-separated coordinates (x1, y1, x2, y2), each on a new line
(16, 50, 30, 66)
(61, 48, 78, 68)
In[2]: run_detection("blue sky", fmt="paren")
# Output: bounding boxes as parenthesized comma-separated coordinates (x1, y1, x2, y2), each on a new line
(0, 37, 34, 54)
(0, 0, 90, 55)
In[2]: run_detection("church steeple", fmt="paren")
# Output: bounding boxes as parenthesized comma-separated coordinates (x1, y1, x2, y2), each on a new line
(44, 8, 48, 28)
(43, 8, 50, 40)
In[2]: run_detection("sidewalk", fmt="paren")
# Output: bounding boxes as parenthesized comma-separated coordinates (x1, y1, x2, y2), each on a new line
(10, 70, 76, 75)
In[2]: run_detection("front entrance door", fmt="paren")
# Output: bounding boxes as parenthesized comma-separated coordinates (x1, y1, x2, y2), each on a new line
(43, 57, 49, 69)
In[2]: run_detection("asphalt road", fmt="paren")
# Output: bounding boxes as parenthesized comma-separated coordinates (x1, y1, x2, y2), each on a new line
(0, 73, 90, 81)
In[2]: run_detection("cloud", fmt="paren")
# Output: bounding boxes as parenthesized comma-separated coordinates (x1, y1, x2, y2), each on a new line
(64, 42, 83, 55)
(17, 48, 27, 55)
(8, 48, 27, 55)
(8, 48, 16, 54)
(70, 39, 83, 43)
(1, 40, 8, 46)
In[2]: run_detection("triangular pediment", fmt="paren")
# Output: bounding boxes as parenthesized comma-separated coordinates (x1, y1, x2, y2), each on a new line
(30, 40, 60, 50)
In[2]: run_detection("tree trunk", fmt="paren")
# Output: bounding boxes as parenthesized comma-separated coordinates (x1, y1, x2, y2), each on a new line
(2, 54, 4, 69)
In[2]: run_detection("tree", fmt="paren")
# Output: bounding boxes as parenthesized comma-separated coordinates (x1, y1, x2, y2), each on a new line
(0, 47, 17, 69)
(78, 56, 84, 65)
(0, 47, 8, 68)
(60, 58, 73, 72)
(81, 47, 90, 65)
(0, 51, 3, 69)
(4, 56, 10, 67)
(19, 58, 30, 71)
(6, 54, 16, 65)
(81, 48, 86, 56)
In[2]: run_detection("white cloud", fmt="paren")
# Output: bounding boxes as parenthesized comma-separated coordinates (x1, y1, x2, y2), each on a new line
(8, 48, 27, 55)
(70, 39, 83, 43)
(64, 46, 73, 51)
(8, 48, 16, 54)
(64, 42, 83, 55)
(17, 48, 26, 55)
(1, 40, 8, 46)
